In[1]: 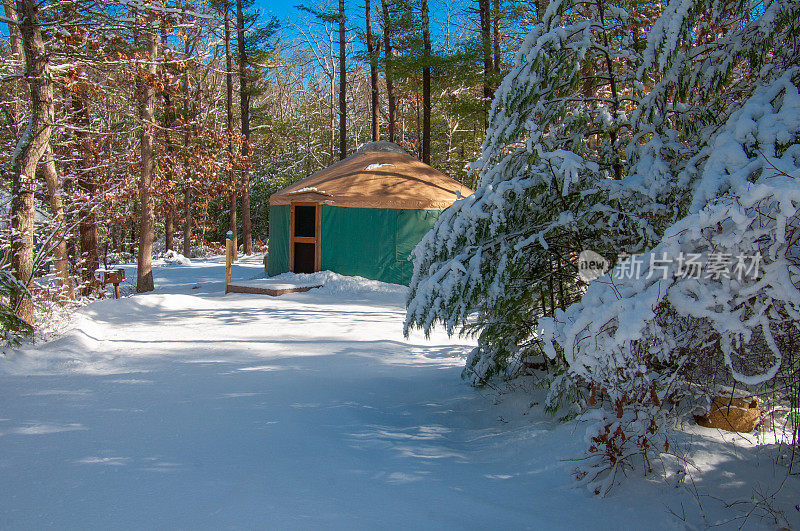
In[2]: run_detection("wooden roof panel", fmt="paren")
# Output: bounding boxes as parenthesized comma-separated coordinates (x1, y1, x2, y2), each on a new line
(270, 149, 473, 210)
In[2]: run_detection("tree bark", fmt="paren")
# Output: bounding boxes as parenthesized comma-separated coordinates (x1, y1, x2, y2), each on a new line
(236, 0, 252, 254)
(135, 15, 158, 293)
(381, 0, 396, 143)
(162, 20, 176, 254)
(536, 0, 549, 22)
(111, 224, 119, 252)
(421, 0, 431, 164)
(182, 111, 193, 258)
(338, 0, 347, 160)
(183, 184, 191, 257)
(329, 50, 336, 165)
(9, 0, 54, 324)
(78, 207, 99, 295)
(71, 91, 100, 295)
(41, 146, 74, 300)
(478, 0, 493, 128)
(182, 28, 193, 259)
(2, 0, 23, 61)
(3, 0, 24, 145)
(492, 0, 501, 73)
(224, 0, 237, 259)
(165, 212, 174, 251)
(365, 0, 379, 142)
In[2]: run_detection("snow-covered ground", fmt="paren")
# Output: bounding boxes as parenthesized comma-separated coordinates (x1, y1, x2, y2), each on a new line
(1, 255, 797, 529)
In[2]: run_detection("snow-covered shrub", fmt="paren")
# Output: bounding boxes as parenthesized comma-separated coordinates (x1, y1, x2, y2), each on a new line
(161, 250, 192, 266)
(541, 72, 800, 490)
(543, 0, 800, 490)
(0, 267, 34, 345)
(406, 0, 800, 494)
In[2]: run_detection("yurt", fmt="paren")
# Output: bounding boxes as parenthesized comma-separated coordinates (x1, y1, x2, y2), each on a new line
(267, 141, 473, 285)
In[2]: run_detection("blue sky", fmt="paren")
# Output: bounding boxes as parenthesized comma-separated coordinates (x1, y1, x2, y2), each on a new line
(252, 0, 471, 40)
(253, 1, 302, 25)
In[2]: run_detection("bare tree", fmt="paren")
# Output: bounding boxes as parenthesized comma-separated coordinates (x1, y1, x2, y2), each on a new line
(40, 147, 74, 300)
(421, 0, 431, 164)
(4, 1, 72, 302)
(8, 0, 56, 323)
(365, 0, 379, 141)
(180, 0, 198, 259)
(291, 10, 340, 163)
(161, 20, 175, 253)
(236, 0, 253, 254)
(381, 0, 396, 143)
(478, 0, 493, 127)
(71, 92, 100, 295)
(2, 0, 22, 61)
(224, 0, 238, 258)
(135, 12, 159, 293)
(492, 0, 501, 73)
(338, 0, 347, 159)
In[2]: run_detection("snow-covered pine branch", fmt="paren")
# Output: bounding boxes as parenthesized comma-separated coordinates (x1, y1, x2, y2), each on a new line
(405, 0, 800, 493)
(405, 0, 655, 384)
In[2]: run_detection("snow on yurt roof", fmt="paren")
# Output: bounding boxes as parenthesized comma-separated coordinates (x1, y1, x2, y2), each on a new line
(270, 141, 473, 210)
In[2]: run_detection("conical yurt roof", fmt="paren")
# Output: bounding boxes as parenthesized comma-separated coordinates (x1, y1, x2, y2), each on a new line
(270, 141, 473, 210)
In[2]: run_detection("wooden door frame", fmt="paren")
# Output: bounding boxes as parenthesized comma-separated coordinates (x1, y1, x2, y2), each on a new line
(289, 202, 321, 273)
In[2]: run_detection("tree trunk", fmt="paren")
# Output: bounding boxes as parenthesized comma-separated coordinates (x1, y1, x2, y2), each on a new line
(365, 0, 379, 142)
(181, 0, 192, 259)
(478, 0, 493, 128)
(165, 212, 174, 251)
(421, 0, 431, 164)
(111, 224, 119, 252)
(72, 92, 100, 295)
(136, 16, 158, 293)
(2, 0, 23, 61)
(536, 0, 548, 22)
(41, 147, 74, 301)
(492, 0, 501, 73)
(10, 0, 54, 324)
(548, 255, 555, 317)
(236, 0, 252, 254)
(381, 0, 396, 143)
(338, 0, 347, 160)
(161, 20, 176, 254)
(415, 88, 421, 158)
(329, 54, 336, 164)
(183, 184, 191, 257)
(78, 208, 99, 296)
(181, 44, 193, 259)
(224, 1, 238, 259)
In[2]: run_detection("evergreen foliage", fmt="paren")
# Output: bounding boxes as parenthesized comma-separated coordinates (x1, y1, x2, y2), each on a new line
(0, 267, 34, 345)
(406, 0, 800, 492)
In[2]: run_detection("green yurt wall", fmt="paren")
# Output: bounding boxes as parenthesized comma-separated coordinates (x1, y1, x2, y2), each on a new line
(320, 206, 439, 285)
(267, 204, 440, 285)
(267, 204, 290, 276)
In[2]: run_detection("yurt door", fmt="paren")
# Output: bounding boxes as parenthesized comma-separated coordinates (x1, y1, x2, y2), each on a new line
(290, 203, 320, 273)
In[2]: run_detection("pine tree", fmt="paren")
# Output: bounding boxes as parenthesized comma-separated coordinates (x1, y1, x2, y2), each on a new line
(405, 0, 656, 385)
(407, 0, 800, 492)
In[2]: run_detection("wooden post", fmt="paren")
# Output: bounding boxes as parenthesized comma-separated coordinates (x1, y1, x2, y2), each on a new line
(225, 230, 233, 293)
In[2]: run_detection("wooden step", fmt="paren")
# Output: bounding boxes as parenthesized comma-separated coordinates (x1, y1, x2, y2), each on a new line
(225, 278, 322, 297)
